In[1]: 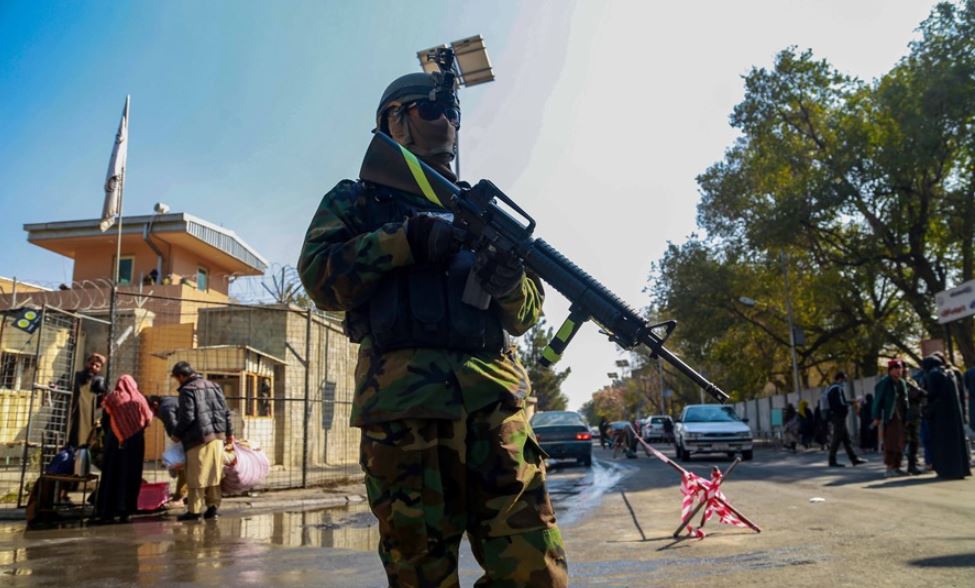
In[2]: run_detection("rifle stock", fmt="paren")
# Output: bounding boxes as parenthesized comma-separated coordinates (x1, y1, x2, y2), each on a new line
(359, 131, 729, 403)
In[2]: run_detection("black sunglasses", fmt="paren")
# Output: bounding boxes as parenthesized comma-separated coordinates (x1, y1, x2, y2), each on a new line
(408, 100, 461, 127)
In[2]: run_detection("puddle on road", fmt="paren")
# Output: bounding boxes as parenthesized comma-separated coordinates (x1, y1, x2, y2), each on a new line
(0, 504, 379, 586)
(547, 458, 635, 527)
(223, 501, 380, 550)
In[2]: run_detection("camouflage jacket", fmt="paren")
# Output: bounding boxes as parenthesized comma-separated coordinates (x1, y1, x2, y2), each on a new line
(298, 179, 544, 426)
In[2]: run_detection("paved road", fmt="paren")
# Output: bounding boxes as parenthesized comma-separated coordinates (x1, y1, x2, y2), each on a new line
(1, 445, 972, 586)
(559, 444, 975, 587)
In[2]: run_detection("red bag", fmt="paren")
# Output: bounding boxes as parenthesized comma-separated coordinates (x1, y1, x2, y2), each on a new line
(137, 481, 170, 511)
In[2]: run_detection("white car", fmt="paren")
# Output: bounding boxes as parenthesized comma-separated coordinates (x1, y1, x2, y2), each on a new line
(641, 415, 673, 443)
(674, 404, 753, 461)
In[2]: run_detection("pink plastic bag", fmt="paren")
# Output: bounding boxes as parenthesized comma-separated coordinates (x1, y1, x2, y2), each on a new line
(221, 442, 270, 495)
(137, 481, 170, 511)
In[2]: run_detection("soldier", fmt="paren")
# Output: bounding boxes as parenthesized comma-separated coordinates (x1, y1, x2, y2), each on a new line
(298, 71, 568, 587)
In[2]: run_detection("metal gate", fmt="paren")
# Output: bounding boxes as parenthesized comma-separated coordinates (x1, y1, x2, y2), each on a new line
(1, 306, 109, 507)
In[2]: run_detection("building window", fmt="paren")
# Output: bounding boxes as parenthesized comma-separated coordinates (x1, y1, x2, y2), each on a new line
(117, 256, 134, 285)
(1, 351, 37, 391)
(238, 374, 273, 418)
(258, 377, 272, 417)
(197, 267, 208, 292)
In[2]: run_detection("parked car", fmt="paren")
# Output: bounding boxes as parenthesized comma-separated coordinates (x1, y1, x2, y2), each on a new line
(531, 410, 593, 467)
(674, 404, 753, 461)
(589, 425, 601, 440)
(641, 415, 674, 443)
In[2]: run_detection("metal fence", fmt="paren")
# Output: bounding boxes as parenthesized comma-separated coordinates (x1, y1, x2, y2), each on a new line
(0, 287, 362, 506)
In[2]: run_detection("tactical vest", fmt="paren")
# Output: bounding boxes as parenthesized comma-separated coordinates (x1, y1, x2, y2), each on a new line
(344, 181, 506, 354)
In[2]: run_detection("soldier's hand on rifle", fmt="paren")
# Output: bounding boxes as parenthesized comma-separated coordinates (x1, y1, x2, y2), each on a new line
(406, 215, 458, 264)
(474, 248, 525, 297)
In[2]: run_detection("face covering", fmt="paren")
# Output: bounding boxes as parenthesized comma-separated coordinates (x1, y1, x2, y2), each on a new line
(388, 105, 457, 178)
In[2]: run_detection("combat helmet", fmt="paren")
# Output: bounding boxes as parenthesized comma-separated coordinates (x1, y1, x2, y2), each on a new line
(375, 72, 458, 132)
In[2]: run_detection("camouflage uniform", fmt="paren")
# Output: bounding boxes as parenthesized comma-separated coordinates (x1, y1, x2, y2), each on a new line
(298, 179, 567, 587)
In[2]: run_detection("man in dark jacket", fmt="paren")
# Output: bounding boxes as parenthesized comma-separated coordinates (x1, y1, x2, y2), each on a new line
(148, 395, 187, 501)
(171, 361, 233, 521)
(827, 372, 866, 467)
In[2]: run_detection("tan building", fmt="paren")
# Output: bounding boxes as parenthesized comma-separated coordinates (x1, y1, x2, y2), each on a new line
(1, 210, 360, 500)
(24, 212, 267, 294)
(0, 277, 50, 297)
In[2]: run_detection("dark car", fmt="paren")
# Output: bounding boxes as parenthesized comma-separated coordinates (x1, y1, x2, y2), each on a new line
(531, 410, 593, 467)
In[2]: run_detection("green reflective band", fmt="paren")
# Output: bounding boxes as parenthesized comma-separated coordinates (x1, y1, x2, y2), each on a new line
(542, 346, 561, 364)
(555, 318, 576, 343)
(397, 144, 443, 207)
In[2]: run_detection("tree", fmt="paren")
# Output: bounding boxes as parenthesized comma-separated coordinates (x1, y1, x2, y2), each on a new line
(518, 320, 571, 411)
(695, 1, 975, 365)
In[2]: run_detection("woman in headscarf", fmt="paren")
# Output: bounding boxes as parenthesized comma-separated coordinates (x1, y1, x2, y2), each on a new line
(859, 393, 878, 452)
(798, 400, 815, 449)
(921, 356, 972, 480)
(783, 403, 799, 452)
(95, 375, 154, 523)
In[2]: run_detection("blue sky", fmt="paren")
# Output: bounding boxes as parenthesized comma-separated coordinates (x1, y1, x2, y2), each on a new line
(0, 1, 940, 409)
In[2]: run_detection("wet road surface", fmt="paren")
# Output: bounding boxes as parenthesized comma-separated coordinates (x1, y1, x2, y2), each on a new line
(0, 455, 625, 587)
(6, 445, 972, 586)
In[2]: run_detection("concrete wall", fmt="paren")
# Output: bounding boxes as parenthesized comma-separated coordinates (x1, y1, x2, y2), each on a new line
(734, 378, 874, 439)
(195, 305, 360, 469)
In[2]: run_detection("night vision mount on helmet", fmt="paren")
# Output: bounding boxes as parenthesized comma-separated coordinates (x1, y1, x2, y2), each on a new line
(377, 47, 462, 131)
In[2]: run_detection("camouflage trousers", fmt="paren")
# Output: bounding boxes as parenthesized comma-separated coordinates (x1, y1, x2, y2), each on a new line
(359, 401, 568, 588)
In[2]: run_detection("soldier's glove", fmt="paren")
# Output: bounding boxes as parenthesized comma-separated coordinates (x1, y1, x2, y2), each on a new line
(406, 215, 457, 264)
(474, 249, 525, 298)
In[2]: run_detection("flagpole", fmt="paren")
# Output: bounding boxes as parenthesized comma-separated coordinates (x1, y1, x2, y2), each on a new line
(107, 94, 128, 388)
(114, 167, 125, 285)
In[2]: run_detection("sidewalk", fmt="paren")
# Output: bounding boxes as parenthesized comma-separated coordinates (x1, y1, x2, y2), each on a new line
(0, 477, 367, 522)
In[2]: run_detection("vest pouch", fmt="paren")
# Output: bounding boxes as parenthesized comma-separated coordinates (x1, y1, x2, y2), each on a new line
(408, 265, 448, 345)
(445, 252, 503, 352)
(369, 273, 411, 350)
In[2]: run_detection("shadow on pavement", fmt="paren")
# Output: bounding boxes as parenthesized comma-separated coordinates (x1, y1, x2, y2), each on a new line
(862, 476, 944, 489)
(908, 552, 975, 568)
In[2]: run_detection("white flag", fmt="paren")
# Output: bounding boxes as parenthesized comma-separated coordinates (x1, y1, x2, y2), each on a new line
(100, 95, 129, 232)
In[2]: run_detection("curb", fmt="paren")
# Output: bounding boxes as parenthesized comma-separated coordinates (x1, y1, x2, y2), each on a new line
(0, 493, 367, 523)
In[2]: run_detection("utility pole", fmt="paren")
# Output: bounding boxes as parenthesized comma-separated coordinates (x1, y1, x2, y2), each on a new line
(781, 251, 802, 396)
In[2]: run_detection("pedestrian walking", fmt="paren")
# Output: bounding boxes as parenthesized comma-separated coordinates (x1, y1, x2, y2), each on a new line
(873, 359, 909, 478)
(921, 356, 972, 480)
(933, 352, 966, 422)
(858, 393, 878, 452)
(826, 372, 866, 467)
(783, 403, 799, 452)
(598, 417, 610, 449)
(297, 68, 567, 586)
(813, 405, 829, 451)
(94, 375, 153, 524)
(171, 361, 234, 522)
(798, 400, 815, 449)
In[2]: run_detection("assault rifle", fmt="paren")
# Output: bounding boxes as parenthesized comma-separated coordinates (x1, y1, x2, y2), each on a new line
(360, 131, 729, 404)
